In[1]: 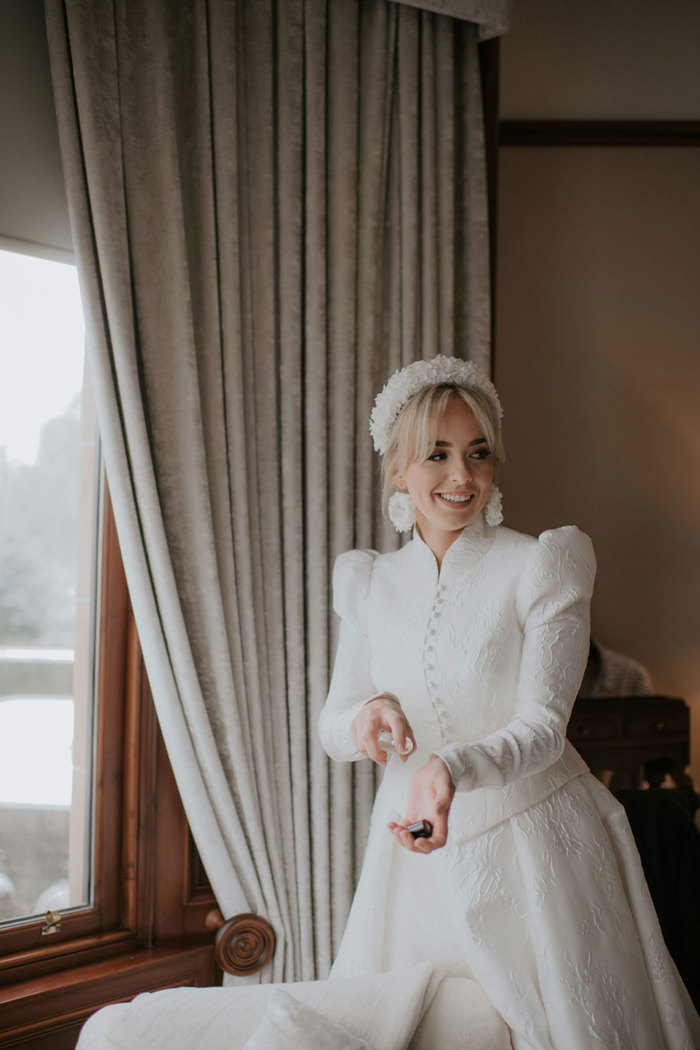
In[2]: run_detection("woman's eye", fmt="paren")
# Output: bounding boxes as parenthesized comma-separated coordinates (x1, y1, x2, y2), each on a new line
(427, 448, 491, 462)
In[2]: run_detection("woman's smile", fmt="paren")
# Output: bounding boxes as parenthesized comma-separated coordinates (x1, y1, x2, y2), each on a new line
(394, 398, 494, 564)
(436, 491, 475, 505)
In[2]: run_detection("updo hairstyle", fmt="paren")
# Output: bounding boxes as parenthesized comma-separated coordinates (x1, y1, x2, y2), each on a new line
(381, 383, 505, 510)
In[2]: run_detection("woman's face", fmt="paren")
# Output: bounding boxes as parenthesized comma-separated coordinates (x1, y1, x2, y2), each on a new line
(395, 398, 494, 555)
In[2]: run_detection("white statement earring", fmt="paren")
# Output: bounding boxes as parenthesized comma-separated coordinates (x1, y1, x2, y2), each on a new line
(388, 490, 416, 533)
(484, 485, 503, 527)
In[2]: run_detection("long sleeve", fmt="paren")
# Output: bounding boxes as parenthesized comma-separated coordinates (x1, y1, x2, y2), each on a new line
(437, 526, 596, 791)
(319, 549, 379, 762)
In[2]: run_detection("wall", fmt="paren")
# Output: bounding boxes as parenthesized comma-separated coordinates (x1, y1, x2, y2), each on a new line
(499, 0, 700, 120)
(0, 0, 72, 258)
(495, 0, 700, 781)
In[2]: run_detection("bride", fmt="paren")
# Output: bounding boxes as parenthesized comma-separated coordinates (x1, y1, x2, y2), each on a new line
(319, 355, 700, 1050)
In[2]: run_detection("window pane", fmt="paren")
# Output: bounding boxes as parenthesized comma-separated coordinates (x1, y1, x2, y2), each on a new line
(0, 247, 98, 923)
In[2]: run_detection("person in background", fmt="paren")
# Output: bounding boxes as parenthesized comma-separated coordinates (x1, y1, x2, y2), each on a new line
(577, 638, 653, 699)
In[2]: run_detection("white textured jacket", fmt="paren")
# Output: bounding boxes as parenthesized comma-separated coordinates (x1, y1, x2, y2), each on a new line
(319, 514, 597, 841)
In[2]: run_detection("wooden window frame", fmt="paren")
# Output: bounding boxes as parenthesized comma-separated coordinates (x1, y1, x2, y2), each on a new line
(0, 488, 221, 1048)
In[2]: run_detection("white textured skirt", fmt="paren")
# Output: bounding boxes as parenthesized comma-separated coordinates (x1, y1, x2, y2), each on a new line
(331, 772, 700, 1050)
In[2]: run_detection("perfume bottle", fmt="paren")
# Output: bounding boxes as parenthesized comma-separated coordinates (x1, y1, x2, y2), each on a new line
(377, 731, 414, 756)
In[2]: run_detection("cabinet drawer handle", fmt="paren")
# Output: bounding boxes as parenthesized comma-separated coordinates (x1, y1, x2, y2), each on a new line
(653, 720, 666, 731)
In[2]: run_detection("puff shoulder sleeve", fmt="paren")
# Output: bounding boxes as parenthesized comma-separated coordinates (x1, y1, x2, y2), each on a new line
(318, 549, 380, 762)
(437, 526, 596, 790)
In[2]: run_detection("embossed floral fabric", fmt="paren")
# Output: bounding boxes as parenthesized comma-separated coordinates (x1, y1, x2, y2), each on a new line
(319, 515, 700, 1049)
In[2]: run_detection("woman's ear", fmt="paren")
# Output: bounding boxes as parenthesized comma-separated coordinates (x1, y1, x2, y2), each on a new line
(392, 474, 407, 493)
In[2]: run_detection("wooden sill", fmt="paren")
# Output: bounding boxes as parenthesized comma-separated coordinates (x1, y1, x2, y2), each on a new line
(0, 943, 219, 1049)
(0, 927, 141, 987)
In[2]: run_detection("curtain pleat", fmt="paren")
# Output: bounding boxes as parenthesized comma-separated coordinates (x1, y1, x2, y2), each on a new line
(45, 0, 490, 981)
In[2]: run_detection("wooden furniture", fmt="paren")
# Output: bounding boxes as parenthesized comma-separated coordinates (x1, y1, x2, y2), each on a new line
(568, 695, 690, 787)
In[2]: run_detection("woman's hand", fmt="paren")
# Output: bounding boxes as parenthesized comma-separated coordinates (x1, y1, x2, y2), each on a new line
(389, 755, 456, 854)
(351, 694, 415, 767)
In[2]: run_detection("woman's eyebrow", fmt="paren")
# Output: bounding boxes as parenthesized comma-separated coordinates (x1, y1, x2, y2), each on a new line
(434, 437, 488, 448)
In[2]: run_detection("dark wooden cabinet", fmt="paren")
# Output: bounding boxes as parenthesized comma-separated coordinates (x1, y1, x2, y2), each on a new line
(568, 695, 690, 784)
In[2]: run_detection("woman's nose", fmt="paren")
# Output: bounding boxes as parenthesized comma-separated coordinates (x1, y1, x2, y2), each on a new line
(450, 459, 472, 482)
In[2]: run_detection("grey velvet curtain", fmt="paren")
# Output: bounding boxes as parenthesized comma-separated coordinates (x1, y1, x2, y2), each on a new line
(45, 0, 491, 982)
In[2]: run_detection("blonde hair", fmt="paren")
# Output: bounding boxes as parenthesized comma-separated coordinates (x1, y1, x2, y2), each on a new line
(381, 384, 505, 509)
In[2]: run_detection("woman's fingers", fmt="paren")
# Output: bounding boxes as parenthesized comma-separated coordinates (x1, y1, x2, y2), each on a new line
(384, 709, 416, 762)
(424, 810, 448, 848)
(362, 717, 387, 766)
(388, 811, 448, 852)
(388, 822, 425, 852)
(387, 820, 443, 854)
(389, 756, 455, 853)
(351, 695, 414, 767)
(356, 707, 390, 765)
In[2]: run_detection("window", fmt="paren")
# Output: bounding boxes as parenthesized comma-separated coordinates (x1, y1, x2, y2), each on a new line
(0, 247, 97, 927)
(0, 247, 219, 1046)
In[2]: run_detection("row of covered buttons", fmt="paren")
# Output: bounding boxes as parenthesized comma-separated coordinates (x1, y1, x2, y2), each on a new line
(424, 583, 448, 739)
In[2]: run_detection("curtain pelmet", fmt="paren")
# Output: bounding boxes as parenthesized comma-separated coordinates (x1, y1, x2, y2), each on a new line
(44, 0, 490, 981)
(388, 0, 511, 39)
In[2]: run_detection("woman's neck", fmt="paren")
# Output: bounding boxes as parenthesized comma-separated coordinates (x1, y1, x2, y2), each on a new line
(415, 524, 465, 571)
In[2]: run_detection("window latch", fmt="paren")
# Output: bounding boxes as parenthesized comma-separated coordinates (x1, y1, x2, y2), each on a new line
(41, 910, 62, 935)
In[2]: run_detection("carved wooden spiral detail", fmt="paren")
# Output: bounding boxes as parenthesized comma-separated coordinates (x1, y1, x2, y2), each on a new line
(213, 912, 276, 976)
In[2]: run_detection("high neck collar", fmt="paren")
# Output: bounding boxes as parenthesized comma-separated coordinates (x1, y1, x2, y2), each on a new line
(409, 512, 495, 585)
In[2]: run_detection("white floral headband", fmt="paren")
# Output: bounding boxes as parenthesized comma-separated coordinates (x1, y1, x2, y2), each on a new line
(369, 354, 502, 455)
